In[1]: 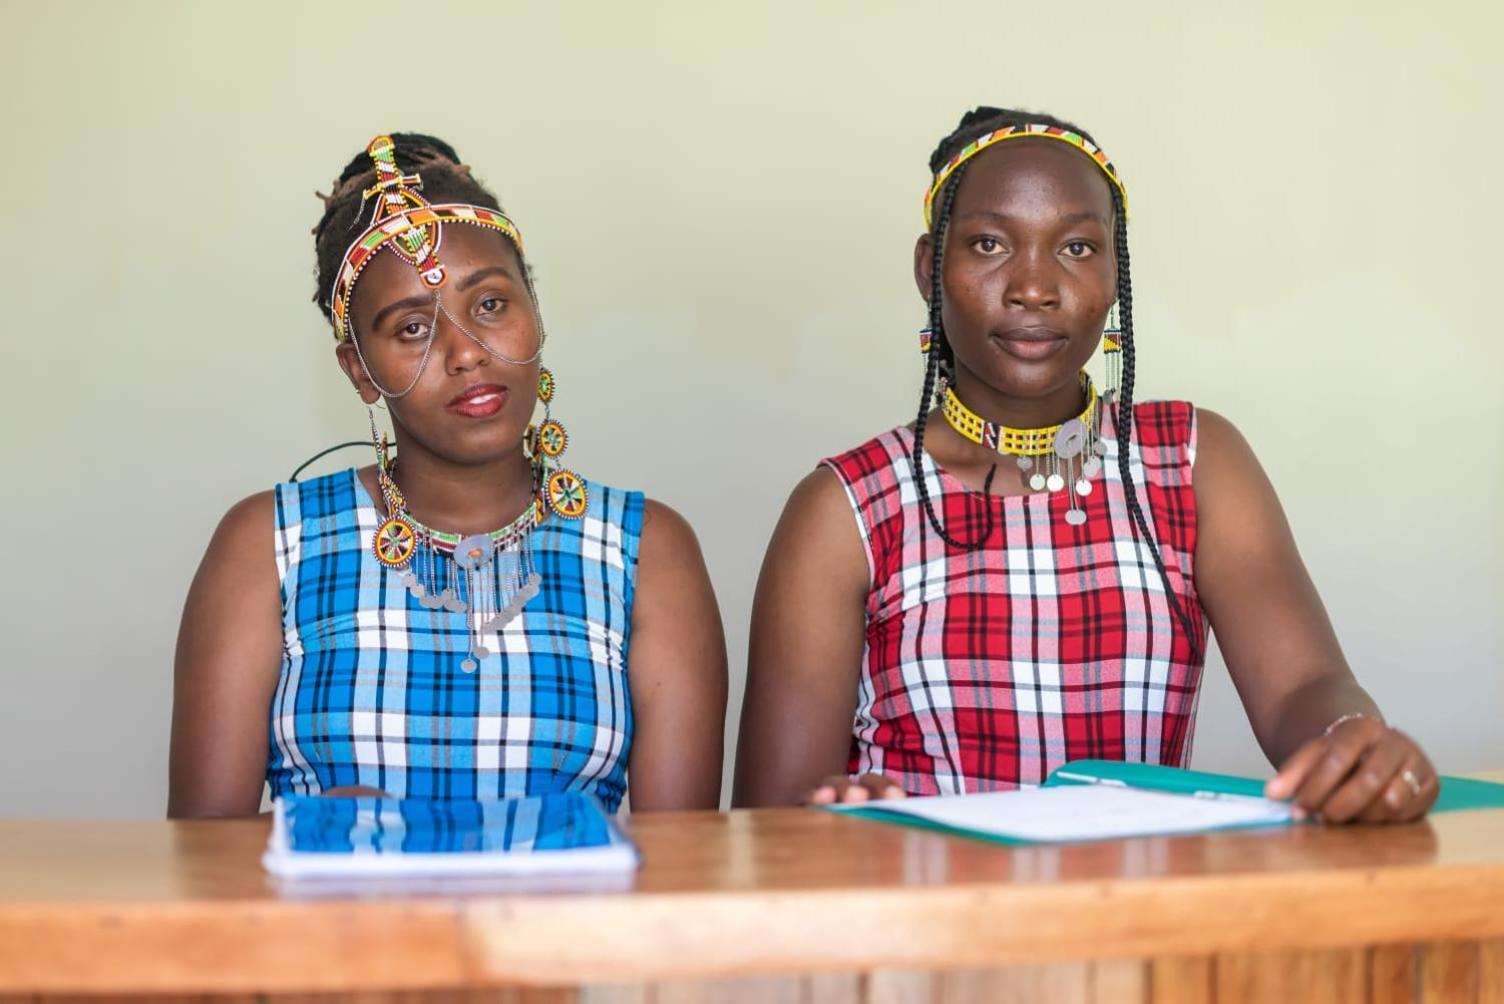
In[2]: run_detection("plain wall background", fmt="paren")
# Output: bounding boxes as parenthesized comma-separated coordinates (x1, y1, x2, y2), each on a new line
(2, 1, 1499, 819)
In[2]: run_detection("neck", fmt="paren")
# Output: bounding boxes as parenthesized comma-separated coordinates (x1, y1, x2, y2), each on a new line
(949, 367, 1087, 430)
(385, 434, 536, 537)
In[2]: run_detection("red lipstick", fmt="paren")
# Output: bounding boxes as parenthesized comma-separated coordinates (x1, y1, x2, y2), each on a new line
(448, 383, 508, 419)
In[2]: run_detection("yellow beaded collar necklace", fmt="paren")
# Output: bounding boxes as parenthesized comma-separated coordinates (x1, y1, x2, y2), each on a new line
(939, 374, 1106, 525)
(941, 378, 1099, 457)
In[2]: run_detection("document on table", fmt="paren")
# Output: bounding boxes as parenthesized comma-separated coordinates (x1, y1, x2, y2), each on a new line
(828, 784, 1293, 843)
(263, 791, 639, 879)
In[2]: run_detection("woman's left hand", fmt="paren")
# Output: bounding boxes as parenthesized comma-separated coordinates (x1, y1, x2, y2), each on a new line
(1265, 715, 1438, 823)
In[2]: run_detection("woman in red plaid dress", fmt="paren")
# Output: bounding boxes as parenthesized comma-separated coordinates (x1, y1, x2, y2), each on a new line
(734, 107, 1436, 824)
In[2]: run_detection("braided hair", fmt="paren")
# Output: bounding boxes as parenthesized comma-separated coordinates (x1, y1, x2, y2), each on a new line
(311, 132, 535, 331)
(916, 107, 1201, 653)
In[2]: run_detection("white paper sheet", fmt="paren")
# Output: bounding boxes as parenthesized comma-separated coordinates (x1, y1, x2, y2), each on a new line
(830, 784, 1292, 843)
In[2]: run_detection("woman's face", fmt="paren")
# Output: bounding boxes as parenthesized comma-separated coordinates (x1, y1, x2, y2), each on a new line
(337, 225, 541, 466)
(915, 139, 1118, 401)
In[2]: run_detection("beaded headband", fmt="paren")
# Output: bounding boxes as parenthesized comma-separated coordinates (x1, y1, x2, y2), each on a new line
(923, 123, 1128, 228)
(328, 135, 524, 343)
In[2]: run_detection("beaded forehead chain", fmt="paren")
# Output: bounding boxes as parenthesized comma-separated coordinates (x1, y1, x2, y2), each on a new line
(923, 123, 1129, 228)
(328, 135, 525, 342)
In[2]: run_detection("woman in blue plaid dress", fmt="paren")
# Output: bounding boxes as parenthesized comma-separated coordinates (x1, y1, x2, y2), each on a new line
(168, 134, 727, 816)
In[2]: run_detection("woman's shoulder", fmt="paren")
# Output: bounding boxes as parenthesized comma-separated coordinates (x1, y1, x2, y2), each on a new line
(822, 425, 913, 482)
(560, 472, 645, 531)
(213, 489, 279, 548)
(1124, 399, 1197, 448)
(271, 466, 367, 520)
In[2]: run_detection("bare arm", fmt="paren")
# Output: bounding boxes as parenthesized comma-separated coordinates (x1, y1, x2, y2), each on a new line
(733, 469, 877, 807)
(1193, 409, 1436, 821)
(167, 493, 284, 819)
(624, 500, 728, 811)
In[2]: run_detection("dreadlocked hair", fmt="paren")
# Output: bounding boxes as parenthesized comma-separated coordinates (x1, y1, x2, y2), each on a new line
(916, 106, 1202, 657)
(311, 132, 531, 327)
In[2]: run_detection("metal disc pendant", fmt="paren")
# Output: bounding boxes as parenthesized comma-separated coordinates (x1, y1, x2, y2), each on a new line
(1046, 473, 1065, 492)
(1082, 456, 1102, 478)
(1016, 456, 1034, 471)
(475, 646, 490, 660)
(444, 595, 467, 613)
(1029, 473, 1047, 491)
(1075, 478, 1093, 496)
(1093, 438, 1108, 457)
(454, 534, 494, 571)
(1064, 508, 1088, 526)
(460, 659, 478, 673)
(1054, 419, 1087, 459)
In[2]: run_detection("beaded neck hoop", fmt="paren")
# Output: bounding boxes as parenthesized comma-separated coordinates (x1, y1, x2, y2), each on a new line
(377, 460, 545, 556)
(923, 123, 1128, 228)
(327, 135, 524, 343)
(369, 442, 547, 673)
(939, 374, 1106, 526)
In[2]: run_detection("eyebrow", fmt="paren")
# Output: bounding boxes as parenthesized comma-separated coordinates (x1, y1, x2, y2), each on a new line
(367, 266, 519, 330)
(369, 294, 434, 332)
(456, 265, 516, 292)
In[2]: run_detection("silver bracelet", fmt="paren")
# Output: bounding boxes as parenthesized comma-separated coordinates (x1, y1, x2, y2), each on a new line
(1324, 712, 1371, 737)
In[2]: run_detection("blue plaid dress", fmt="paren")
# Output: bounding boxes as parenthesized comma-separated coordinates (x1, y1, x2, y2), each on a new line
(268, 468, 643, 811)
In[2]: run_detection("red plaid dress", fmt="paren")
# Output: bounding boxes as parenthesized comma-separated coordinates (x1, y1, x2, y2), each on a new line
(822, 401, 1207, 794)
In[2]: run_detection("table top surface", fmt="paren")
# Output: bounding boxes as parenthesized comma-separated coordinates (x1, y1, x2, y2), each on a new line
(0, 801, 1501, 905)
(3, 778, 1503, 992)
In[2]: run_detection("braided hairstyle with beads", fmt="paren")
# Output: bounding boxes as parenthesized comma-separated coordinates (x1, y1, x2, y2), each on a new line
(310, 132, 539, 333)
(916, 107, 1201, 653)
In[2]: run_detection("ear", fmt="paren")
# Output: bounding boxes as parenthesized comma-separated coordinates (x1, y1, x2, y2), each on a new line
(334, 342, 382, 405)
(913, 232, 936, 304)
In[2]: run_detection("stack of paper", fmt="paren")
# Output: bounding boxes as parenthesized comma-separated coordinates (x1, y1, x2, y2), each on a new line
(829, 784, 1292, 844)
(262, 792, 639, 879)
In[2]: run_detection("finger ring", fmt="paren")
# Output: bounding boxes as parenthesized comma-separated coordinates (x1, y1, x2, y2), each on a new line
(1401, 769, 1422, 798)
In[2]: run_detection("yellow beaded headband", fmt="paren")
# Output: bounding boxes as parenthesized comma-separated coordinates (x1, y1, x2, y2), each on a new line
(923, 123, 1128, 228)
(328, 135, 525, 343)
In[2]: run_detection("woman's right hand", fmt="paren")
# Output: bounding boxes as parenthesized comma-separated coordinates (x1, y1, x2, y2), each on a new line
(322, 785, 390, 799)
(806, 773, 906, 805)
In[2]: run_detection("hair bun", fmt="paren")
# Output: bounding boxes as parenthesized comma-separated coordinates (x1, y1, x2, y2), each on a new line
(956, 106, 1007, 130)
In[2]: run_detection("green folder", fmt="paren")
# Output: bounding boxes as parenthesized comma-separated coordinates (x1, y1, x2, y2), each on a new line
(1042, 760, 1504, 815)
(829, 761, 1504, 847)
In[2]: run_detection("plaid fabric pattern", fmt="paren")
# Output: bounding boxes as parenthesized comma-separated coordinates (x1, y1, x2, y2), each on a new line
(268, 468, 643, 811)
(281, 793, 615, 854)
(822, 401, 1206, 795)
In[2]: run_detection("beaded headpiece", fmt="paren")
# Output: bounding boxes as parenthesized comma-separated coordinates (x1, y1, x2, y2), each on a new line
(328, 135, 524, 342)
(923, 123, 1128, 228)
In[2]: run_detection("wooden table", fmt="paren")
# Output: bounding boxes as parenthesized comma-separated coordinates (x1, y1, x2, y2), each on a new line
(2, 795, 1503, 1003)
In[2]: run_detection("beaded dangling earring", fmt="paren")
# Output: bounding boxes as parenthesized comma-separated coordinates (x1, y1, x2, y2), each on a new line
(534, 368, 588, 520)
(367, 405, 418, 571)
(1102, 301, 1123, 403)
(920, 325, 954, 402)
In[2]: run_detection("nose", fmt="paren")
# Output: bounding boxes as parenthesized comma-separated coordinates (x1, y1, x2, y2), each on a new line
(437, 299, 489, 373)
(1004, 251, 1060, 311)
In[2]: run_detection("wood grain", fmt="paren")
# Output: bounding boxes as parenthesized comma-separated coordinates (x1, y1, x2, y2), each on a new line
(1420, 941, 1478, 1003)
(1369, 944, 1420, 1004)
(1215, 948, 1366, 1002)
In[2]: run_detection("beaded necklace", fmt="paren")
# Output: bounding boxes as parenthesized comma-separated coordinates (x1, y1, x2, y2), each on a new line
(939, 373, 1105, 526)
(372, 457, 545, 672)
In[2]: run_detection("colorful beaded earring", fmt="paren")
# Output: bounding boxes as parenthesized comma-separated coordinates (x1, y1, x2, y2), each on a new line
(1102, 301, 1122, 402)
(534, 367, 589, 520)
